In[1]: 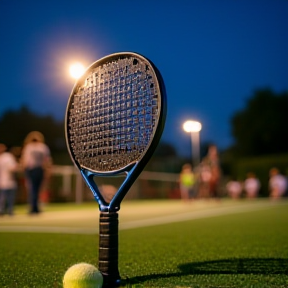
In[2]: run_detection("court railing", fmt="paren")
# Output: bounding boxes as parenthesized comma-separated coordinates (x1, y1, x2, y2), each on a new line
(43, 165, 180, 203)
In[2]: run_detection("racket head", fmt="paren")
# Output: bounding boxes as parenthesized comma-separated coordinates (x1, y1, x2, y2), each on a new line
(65, 52, 166, 209)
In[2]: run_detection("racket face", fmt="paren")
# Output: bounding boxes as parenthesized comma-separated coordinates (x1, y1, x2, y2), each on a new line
(65, 52, 166, 175)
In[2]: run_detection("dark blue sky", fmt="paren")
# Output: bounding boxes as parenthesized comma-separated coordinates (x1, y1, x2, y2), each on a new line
(0, 0, 287, 156)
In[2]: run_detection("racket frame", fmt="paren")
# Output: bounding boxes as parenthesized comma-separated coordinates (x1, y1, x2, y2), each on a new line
(65, 52, 166, 212)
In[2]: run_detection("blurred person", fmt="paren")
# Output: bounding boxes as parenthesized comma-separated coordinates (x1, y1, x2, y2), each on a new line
(244, 172, 261, 199)
(226, 178, 242, 199)
(269, 168, 287, 199)
(0, 144, 19, 216)
(200, 144, 221, 198)
(179, 163, 196, 201)
(197, 163, 212, 198)
(20, 131, 52, 214)
(9, 146, 22, 161)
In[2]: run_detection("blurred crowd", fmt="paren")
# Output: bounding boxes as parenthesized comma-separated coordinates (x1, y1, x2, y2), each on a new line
(1, 136, 287, 216)
(0, 131, 52, 216)
(225, 167, 288, 200)
(179, 144, 288, 201)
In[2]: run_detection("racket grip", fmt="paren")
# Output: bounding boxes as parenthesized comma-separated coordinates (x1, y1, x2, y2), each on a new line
(99, 211, 121, 287)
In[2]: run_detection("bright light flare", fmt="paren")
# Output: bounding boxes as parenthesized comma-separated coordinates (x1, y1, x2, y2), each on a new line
(183, 120, 202, 133)
(69, 63, 85, 79)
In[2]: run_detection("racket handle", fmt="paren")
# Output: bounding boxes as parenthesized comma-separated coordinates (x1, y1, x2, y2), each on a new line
(99, 211, 121, 287)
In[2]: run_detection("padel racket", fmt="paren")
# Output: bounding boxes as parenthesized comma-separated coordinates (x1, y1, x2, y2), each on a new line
(65, 52, 166, 287)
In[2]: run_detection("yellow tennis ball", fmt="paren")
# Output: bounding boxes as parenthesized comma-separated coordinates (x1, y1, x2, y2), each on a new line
(63, 263, 103, 288)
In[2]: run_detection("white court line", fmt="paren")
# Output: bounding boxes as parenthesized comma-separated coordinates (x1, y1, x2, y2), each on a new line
(0, 201, 280, 234)
(119, 202, 276, 230)
(0, 226, 97, 234)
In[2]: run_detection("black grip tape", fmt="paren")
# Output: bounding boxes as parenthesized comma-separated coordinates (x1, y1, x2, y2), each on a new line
(99, 211, 121, 287)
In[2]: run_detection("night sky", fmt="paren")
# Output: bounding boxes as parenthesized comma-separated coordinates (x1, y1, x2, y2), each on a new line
(0, 0, 287, 156)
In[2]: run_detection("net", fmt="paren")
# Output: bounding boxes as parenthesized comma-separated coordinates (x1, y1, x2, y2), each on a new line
(67, 54, 161, 173)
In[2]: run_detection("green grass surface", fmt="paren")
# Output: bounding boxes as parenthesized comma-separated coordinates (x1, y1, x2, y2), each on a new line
(0, 199, 288, 287)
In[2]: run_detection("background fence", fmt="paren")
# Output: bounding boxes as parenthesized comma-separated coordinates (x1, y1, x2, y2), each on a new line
(15, 165, 181, 204)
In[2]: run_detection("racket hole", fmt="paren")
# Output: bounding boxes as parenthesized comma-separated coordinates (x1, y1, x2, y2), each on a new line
(133, 59, 138, 65)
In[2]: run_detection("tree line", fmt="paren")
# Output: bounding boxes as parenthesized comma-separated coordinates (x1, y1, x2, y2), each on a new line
(0, 106, 65, 155)
(231, 88, 288, 157)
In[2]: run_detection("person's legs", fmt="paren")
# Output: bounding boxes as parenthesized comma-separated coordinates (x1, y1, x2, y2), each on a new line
(180, 185, 189, 201)
(0, 189, 6, 214)
(6, 188, 16, 215)
(26, 167, 44, 213)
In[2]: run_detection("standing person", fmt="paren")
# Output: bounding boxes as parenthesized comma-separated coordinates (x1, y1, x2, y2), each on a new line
(269, 167, 287, 199)
(201, 144, 221, 198)
(226, 178, 242, 199)
(197, 163, 212, 198)
(0, 144, 19, 216)
(179, 163, 196, 201)
(244, 172, 261, 199)
(20, 131, 52, 214)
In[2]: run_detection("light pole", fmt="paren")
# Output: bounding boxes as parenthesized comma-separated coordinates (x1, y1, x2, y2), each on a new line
(183, 120, 202, 166)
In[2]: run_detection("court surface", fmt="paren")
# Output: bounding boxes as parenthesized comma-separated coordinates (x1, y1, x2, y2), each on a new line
(1, 198, 288, 287)
(0, 198, 285, 234)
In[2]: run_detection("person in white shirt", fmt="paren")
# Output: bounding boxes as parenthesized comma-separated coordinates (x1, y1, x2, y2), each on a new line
(226, 178, 242, 199)
(0, 144, 18, 215)
(269, 167, 287, 199)
(21, 131, 52, 214)
(244, 172, 261, 199)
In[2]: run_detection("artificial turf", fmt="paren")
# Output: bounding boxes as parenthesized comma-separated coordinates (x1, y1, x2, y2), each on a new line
(0, 199, 287, 287)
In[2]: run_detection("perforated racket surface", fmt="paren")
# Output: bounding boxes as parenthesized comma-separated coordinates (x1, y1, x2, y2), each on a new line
(65, 52, 166, 287)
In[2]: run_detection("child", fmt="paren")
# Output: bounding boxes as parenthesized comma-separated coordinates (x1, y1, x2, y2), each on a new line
(179, 164, 196, 201)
